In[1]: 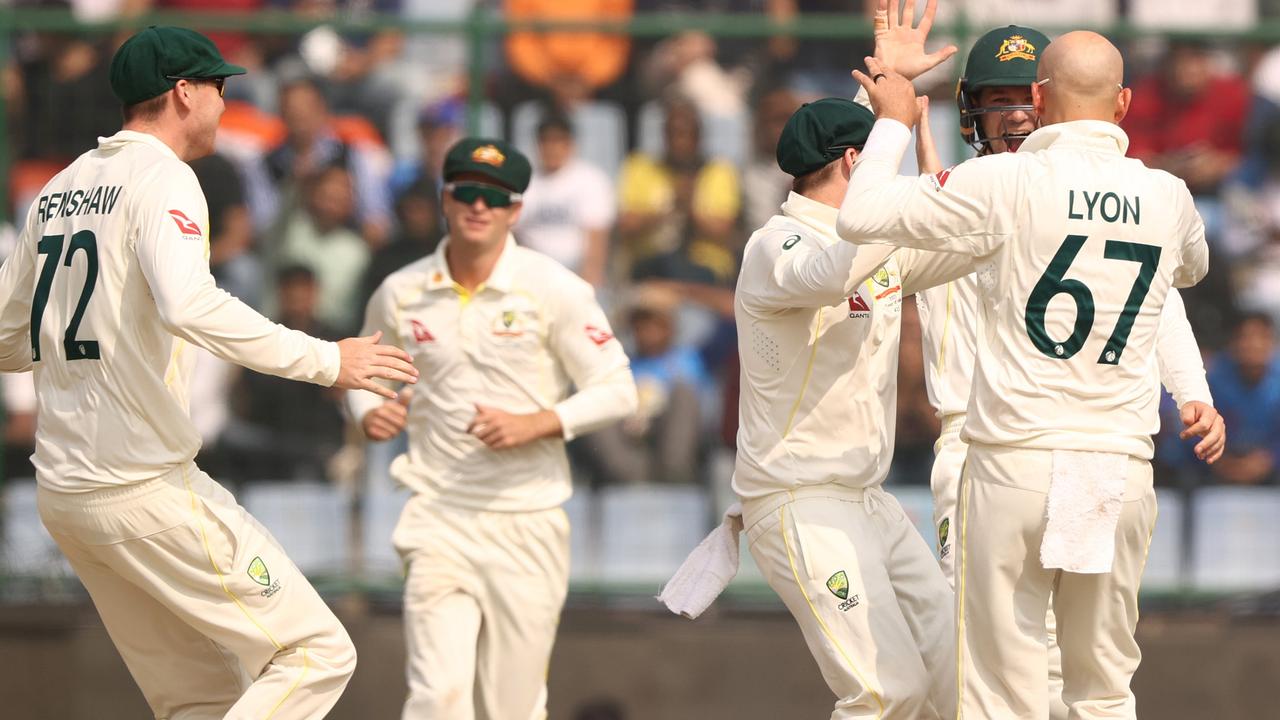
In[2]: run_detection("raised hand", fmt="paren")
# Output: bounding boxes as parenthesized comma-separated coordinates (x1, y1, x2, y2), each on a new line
(467, 404, 563, 450)
(852, 57, 919, 127)
(334, 331, 418, 400)
(915, 96, 943, 174)
(872, 0, 958, 81)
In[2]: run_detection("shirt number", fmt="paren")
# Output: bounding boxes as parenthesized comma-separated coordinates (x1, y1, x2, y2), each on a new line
(1023, 234, 1160, 365)
(31, 230, 100, 362)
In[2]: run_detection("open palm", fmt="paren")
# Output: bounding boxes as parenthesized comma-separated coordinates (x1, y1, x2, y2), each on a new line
(873, 0, 957, 81)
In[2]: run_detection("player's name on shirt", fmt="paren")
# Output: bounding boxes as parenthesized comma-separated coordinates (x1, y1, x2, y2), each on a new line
(1067, 189, 1140, 225)
(36, 185, 123, 223)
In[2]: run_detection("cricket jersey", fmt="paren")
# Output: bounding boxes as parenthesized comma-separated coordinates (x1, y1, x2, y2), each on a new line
(0, 131, 340, 492)
(839, 119, 1209, 459)
(918, 265, 1211, 420)
(732, 192, 972, 499)
(348, 236, 636, 512)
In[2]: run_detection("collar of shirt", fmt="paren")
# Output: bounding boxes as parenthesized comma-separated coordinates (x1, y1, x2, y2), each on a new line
(780, 191, 841, 244)
(422, 234, 520, 295)
(1018, 119, 1130, 156)
(96, 130, 181, 160)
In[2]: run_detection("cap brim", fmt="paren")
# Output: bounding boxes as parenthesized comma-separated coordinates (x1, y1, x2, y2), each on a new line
(208, 62, 247, 78)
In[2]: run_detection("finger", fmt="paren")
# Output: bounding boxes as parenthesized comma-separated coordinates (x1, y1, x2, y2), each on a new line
(919, 0, 938, 34)
(474, 424, 502, 445)
(361, 379, 398, 400)
(851, 69, 876, 92)
(368, 417, 398, 441)
(373, 355, 419, 378)
(903, 0, 917, 29)
(864, 56, 887, 78)
(397, 387, 414, 407)
(384, 402, 408, 423)
(926, 45, 958, 66)
(888, 0, 899, 29)
(363, 330, 382, 345)
(371, 366, 419, 386)
(374, 344, 416, 365)
(874, 0, 889, 33)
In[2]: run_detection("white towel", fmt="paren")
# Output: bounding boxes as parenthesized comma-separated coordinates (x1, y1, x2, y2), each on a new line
(1041, 450, 1128, 574)
(657, 503, 744, 619)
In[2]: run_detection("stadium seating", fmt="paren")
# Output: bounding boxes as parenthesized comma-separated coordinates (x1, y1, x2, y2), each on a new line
(1190, 486, 1280, 591)
(597, 484, 712, 585)
(242, 482, 351, 576)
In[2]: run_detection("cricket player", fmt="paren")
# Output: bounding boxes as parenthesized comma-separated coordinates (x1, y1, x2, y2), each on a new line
(735, 86, 986, 714)
(839, 33, 1218, 719)
(0, 27, 420, 719)
(348, 138, 637, 720)
(871, 19, 1226, 719)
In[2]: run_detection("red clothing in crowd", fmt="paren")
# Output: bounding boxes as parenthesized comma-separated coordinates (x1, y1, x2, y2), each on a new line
(1124, 73, 1251, 164)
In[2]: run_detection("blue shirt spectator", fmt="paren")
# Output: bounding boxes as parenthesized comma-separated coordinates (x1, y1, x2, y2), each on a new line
(1207, 312, 1280, 485)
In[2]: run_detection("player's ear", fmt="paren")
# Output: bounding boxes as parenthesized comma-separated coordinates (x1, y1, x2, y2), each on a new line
(1113, 87, 1132, 124)
(1031, 80, 1047, 119)
(843, 147, 859, 174)
(172, 79, 195, 114)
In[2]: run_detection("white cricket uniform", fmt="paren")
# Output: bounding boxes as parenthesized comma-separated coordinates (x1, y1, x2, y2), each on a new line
(348, 236, 636, 720)
(0, 130, 356, 719)
(839, 119, 1209, 720)
(735, 191, 974, 719)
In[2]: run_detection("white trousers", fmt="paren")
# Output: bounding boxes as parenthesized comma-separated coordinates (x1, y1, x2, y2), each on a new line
(744, 485, 955, 719)
(393, 496, 570, 720)
(932, 421, 1069, 720)
(956, 444, 1156, 720)
(38, 464, 356, 720)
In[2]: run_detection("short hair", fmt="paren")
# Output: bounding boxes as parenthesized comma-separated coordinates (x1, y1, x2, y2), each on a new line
(121, 93, 169, 123)
(791, 156, 843, 195)
(1234, 310, 1275, 334)
(536, 113, 574, 140)
(277, 264, 317, 286)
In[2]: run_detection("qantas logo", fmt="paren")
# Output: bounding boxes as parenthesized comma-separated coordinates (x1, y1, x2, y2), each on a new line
(584, 325, 614, 346)
(848, 293, 871, 318)
(410, 320, 435, 343)
(931, 168, 954, 191)
(168, 209, 202, 236)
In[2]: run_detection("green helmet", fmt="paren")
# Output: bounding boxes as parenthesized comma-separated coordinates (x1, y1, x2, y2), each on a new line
(956, 25, 1050, 152)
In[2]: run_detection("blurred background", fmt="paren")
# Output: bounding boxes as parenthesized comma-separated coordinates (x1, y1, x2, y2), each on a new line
(2, 1, 1280, 718)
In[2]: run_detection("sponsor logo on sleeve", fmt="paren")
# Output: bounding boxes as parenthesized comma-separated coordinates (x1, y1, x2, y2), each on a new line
(930, 168, 954, 192)
(410, 320, 435, 343)
(167, 209, 202, 238)
(585, 325, 614, 346)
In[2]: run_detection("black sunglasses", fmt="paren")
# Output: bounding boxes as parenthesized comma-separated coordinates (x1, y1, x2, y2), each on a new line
(443, 182, 522, 209)
(167, 76, 226, 97)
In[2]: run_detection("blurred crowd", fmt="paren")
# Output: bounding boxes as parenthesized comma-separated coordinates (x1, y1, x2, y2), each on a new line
(3, 0, 1280, 491)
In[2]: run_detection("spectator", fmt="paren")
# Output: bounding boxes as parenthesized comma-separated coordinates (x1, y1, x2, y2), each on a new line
(1207, 312, 1280, 485)
(765, 0, 873, 96)
(1, 373, 37, 483)
(617, 98, 741, 285)
(583, 285, 706, 485)
(742, 86, 801, 233)
(226, 266, 346, 482)
(11, 33, 117, 164)
(278, 164, 371, 332)
(640, 32, 749, 124)
(256, 77, 394, 246)
(515, 114, 616, 286)
(1125, 39, 1251, 198)
(191, 153, 264, 308)
(358, 178, 443, 310)
(505, 0, 633, 111)
(390, 99, 463, 197)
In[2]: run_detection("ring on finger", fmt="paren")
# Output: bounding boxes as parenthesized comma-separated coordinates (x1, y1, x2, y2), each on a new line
(873, 73, 887, 83)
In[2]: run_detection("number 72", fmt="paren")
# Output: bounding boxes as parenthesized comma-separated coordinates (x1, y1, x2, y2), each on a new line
(1023, 234, 1161, 365)
(31, 230, 100, 362)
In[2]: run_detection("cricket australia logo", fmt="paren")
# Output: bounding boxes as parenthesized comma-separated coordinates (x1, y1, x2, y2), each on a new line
(248, 556, 282, 597)
(938, 518, 951, 559)
(826, 571, 861, 611)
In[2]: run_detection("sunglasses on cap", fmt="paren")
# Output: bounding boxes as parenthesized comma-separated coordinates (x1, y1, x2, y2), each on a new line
(444, 181, 522, 209)
(166, 76, 226, 97)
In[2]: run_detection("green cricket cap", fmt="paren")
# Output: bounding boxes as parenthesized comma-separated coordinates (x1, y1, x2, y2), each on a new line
(963, 26, 1050, 90)
(775, 98, 875, 178)
(443, 138, 532, 192)
(109, 26, 247, 106)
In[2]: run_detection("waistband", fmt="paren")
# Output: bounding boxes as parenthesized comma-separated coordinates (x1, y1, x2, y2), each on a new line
(939, 413, 966, 438)
(741, 484, 879, 531)
(37, 462, 197, 508)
